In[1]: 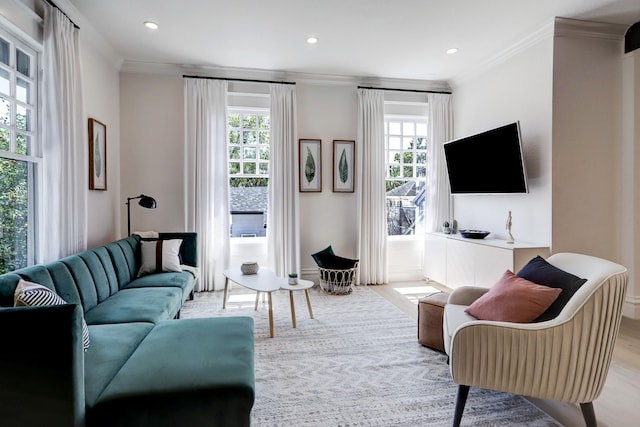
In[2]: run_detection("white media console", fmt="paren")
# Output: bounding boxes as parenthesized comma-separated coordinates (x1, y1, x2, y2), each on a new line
(424, 232, 550, 289)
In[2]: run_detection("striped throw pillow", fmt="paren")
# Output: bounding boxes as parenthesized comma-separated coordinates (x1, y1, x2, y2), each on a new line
(137, 238, 183, 276)
(14, 279, 90, 351)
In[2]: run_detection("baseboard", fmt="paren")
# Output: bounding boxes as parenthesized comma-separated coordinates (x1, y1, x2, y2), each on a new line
(623, 296, 640, 319)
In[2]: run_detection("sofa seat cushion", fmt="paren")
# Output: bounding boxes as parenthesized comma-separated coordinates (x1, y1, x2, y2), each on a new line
(84, 287, 183, 325)
(88, 317, 255, 427)
(122, 271, 196, 302)
(84, 322, 154, 407)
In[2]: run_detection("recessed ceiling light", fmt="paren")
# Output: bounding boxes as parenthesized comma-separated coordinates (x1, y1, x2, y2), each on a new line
(306, 36, 319, 45)
(446, 48, 458, 54)
(144, 21, 159, 30)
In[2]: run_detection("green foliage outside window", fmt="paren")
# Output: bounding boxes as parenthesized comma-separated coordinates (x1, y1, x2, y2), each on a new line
(0, 157, 28, 273)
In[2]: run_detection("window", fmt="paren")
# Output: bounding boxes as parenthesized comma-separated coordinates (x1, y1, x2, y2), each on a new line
(0, 28, 39, 274)
(227, 109, 270, 237)
(385, 116, 428, 236)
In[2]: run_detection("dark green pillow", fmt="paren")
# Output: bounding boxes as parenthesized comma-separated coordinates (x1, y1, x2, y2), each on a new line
(326, 255, 358, 270)
(311, 246, 335, 267)
(517, 256, 587, 322)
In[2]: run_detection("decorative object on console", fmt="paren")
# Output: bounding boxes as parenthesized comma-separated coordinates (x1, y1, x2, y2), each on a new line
(126, 194, 157, 236)
(442, 221, 451, 234)
(241, 262, 259, 275)
(299, 139, 322, 192)
(333, 140, 355, 193)
(459, 230, 490, 239)
(89, 118, 107, 190)
(506, 210, 515, 244)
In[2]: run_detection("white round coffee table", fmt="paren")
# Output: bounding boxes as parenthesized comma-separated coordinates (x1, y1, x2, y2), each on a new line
(223, 268, 315, 337)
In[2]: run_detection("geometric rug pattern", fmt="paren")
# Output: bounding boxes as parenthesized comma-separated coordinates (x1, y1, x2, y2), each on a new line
(181, 285, 560, 426)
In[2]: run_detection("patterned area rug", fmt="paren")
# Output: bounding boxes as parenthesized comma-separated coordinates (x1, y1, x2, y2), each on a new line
(181, 285, 560, 427)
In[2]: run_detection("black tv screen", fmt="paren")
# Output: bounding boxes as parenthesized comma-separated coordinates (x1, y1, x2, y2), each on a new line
(444, 121, 528, 194)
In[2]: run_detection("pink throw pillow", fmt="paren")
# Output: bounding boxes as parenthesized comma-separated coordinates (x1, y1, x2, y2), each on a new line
(465, 270, 562, 323)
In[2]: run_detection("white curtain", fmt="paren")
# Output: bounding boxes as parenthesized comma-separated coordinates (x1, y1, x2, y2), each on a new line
(356, 89, 388, 285)
(40, 4, 87, 263)
(184, 79, 230, 291)
(425, 93, 453, 232)
(267, 84, 300, 276)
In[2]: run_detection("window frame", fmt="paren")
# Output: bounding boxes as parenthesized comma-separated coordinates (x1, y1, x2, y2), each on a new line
(384, 114, 429, 238)
(227, 107, 270, 239)
(0, 24, 41, 271)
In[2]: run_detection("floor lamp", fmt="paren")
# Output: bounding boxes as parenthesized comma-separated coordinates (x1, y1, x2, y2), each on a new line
(126, 194, 157, 236)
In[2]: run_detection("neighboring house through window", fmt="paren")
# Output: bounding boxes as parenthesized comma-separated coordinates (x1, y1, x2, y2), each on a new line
(384, 115, 428, 236)
(227, 108, 270, 237)
(0, 27, 39, 273)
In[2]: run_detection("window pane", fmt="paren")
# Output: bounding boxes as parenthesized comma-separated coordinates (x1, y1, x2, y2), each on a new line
(416, 123, 427, 135)
(416, 166, 426, 177)
(243, 162, 256, 174)
(16, 133, 30, 155)
(259, 147, 269, 160)
(388, 136, 401, 150)
(402, 122, 414, 135)
(0, 97, 9, 126)
(416, 152, 427, 164)
(0, 127, 9, 151)
(403, 137, 413, 150)
(259, 162, 268, 174)
(388, 121, 401, 134)
(0, 69, 9, 96)
(259, 131, 270, 145)
(229, 146, 240, 159)
(16, 105, 29, 131)
(243, 115, 256, 128)
(258, 115, 270, 129)
(229, 130, 240, 144)
(228, 114, 240, 128)
(243, 146, 256, 159)
(16, 78, 29, 104)
(229, 162, 240, 174)
(403, 165, 413, 178)
(402, 152, 414, 164)
(0, 38, 8, 66)
(0, 157, 29, 273)
(16, 49, 30, 77)
(243, 131, 256, 144)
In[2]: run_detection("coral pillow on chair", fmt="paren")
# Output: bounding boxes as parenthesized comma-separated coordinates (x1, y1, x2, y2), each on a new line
(465, 270, 561, 323)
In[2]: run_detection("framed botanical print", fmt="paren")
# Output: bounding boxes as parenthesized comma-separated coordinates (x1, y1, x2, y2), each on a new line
(89, 118, 107, 190)
(299, 139, 322, 192)
(333, 140, 355, 193)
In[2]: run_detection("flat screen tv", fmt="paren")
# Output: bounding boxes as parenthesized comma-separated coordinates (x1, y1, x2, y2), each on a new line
(444, 121, 528, 194)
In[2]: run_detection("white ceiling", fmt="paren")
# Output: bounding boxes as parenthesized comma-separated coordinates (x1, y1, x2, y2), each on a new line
(67, 0, 640, 82)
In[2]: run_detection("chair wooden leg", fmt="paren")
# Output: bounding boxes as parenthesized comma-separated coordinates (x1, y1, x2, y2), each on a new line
(580, 402, 597, 427)
(453, 385, 470, 427)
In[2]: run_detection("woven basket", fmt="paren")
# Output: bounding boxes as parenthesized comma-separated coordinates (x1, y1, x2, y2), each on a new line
(318, 263, 359, 295)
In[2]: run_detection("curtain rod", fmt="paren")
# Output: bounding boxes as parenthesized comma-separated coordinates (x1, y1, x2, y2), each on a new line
(44, 0, 80, 29)
(357, 85, 451, 95)
(182, 75, 296, 85)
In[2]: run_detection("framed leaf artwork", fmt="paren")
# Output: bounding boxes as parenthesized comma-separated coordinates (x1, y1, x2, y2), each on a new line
(333, 140, 355, 193)
(299, 139, 322, 192)
(89, 118, 107, 190)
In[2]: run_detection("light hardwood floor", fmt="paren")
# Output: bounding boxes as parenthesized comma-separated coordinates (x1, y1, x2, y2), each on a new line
(371, 280, 640, 427)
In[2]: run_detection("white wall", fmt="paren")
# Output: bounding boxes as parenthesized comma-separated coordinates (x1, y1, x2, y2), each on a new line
(119, 72, 430, 282)
(119, 73, 185, 235)
(450, 31, 554, 246)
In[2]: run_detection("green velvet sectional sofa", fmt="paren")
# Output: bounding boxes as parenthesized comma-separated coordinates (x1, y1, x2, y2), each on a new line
(0, 233, 255, 427)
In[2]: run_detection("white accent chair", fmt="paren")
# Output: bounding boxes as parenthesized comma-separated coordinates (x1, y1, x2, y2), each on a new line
(443, 253, 628, 427)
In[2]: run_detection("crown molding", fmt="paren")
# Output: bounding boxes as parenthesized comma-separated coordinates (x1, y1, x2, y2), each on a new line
(554, 16, 627, 41)
(450, 18, 555, 87)
(450, 16, 628, 88)
(120, 60, 451, 92)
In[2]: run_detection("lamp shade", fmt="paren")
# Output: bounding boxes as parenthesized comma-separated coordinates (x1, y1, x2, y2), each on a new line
(138, 195, 157, 209)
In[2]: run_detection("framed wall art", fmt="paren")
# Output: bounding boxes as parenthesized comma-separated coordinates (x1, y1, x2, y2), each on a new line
(333, 140, 355, 193)
(299, 139, 322, 192)
(89, 118, 107, 191)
